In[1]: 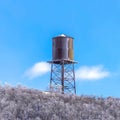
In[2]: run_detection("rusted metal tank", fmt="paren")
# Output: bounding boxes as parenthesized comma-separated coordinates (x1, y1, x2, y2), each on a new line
(52, 34, 74, 61)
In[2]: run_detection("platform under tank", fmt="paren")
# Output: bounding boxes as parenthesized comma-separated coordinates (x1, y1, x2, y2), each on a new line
(52, 34, 74, 62)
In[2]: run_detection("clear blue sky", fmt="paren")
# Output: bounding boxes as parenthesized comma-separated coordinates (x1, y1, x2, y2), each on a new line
(0, 0, 120, 97)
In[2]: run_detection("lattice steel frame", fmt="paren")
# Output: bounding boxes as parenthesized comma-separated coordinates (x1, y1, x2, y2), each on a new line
(49, 60, 76, 94)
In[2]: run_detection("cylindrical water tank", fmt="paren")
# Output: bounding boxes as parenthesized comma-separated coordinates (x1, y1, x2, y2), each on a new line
(52, 34, 74, 60)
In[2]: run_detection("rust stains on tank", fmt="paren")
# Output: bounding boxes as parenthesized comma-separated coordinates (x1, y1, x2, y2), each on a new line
(52, 34, 74, 61)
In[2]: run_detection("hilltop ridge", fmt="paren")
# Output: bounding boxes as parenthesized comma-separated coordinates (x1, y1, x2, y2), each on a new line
(0, 86, 120, 120)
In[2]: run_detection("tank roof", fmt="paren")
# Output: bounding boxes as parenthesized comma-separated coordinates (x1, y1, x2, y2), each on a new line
(52, 34, 74, 39)
(60, 34, 66, 37)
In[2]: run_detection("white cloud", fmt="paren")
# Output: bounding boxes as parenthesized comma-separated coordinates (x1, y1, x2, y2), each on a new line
(24, 62, 110, 81)
(75, 65, 110, 81)
(24, 62, 50, 79)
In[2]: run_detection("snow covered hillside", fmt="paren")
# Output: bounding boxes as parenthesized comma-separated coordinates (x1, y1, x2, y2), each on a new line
(0, 86, 120, 120)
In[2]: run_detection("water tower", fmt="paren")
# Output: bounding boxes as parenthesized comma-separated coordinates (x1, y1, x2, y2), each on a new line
(48, 34, 77, 94)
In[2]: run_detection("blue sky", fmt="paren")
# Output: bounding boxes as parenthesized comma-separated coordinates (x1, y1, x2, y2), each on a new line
(0, 0, 120, 97)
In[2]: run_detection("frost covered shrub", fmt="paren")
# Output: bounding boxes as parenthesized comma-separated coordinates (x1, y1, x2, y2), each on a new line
(0, 86, 120, 120)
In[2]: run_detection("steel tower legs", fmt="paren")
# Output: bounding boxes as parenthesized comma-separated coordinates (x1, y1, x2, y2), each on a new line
(50, 61, 76, 94)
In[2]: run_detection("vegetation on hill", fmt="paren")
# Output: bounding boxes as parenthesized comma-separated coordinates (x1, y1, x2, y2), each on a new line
(0, 86, 120, 120)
